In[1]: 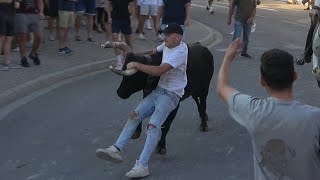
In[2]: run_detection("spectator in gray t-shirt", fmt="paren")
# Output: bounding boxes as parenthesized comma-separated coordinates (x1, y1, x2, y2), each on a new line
(227, 0, 256, 59)
(217, 39, 320, 180)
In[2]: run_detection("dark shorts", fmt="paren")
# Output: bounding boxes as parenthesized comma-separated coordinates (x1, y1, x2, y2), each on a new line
(76, 0, 96, 15)
(44, 0, 59, 17)
(15, 13, 42, 33)
(112, 19, 132, 35)
(0, 11, 15, 36)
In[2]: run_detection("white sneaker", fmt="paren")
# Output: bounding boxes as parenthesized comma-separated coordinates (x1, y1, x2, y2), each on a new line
(26, 41, 33, 48)
(12, 47, 20, 52)
(138, 33, 146, 40)
(209, 7, 214, 14)
(96, 145, 122, 163)
(157, 34, 164, 41)
(49, 34, 55, 41)
(229, 31, 234, 35)
(0, 64, 9, 71)
(146, 19, 152, 30)
(125, 160, 149, 178)
(251, 23, 256, 33)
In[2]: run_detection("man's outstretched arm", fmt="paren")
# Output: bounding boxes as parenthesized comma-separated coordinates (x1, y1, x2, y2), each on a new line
(217, 38, 243, 102)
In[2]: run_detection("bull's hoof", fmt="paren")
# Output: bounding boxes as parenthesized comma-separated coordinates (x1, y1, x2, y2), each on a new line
(200, 125, 209, 132)
(210, 10, 214, 15)
(131, 131, 141, 139)
(156, 146, 167, 155)
(317, 80, 320, 88)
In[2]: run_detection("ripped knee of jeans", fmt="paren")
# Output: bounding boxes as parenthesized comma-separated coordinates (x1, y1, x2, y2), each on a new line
(146, 123, 161, 140)
(147, 123, 157, 130)
(129, 111, 139, 120)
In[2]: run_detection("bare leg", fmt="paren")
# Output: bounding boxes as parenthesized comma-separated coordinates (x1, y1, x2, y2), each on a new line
(104, 22, 112, 41)
(75, 13, 82, 39)
(31, 32, 42, 55)
(59, 27, 68, 49)
(3, 36, 13, 64)
(18, 33, 27, 59)
(86, 15, 94, 39)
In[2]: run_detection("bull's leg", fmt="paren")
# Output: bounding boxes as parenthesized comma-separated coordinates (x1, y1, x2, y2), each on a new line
(131, 123, 142, 139)
(192, 95, 209, 132)
(156, 103, 180, 155)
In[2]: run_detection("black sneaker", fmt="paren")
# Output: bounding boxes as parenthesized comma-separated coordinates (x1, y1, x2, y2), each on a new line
(21, 57, 30, 67)
(241, 52, 252, 59)
(29, 53, 40, 65)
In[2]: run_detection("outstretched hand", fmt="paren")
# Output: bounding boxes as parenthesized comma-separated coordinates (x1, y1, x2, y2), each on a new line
(224, 38, 244, 61)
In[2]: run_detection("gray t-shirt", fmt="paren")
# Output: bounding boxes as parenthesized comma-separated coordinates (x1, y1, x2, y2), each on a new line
(228, 91, 320, 180)
(233, 0, 256, 23)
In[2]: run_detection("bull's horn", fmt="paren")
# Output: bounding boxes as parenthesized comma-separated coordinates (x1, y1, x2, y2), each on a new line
(109, 66, 138, 76)
(101, 41, 133, 53)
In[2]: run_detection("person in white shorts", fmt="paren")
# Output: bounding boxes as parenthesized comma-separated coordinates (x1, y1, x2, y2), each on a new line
(137, 0, 160, 40)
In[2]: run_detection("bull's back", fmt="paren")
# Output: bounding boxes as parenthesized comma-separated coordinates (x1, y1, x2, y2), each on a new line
(184, 43, 214, 98)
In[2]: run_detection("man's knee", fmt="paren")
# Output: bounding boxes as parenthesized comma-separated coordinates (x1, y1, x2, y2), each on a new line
(129, 111, 139, 120)
(147, 124, 157, 129)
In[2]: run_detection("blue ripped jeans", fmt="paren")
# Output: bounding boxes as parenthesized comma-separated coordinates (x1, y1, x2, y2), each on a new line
(232, 20, 252, 53)
(114, 87, 180, 166)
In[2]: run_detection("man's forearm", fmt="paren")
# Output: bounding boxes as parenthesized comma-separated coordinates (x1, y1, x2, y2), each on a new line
(217, 59, 232, 92)
(185, 2, 191, 21)
(39, 0, 44, 14)
(129, 3, 135, 20)
(106, 1, 111, 18)
(134, 49, 156, 56)
(135, 63, 162, 76)
(217, 55, 237, 102)
(228, 6, 234, 21)
(250, 7, 256, 19)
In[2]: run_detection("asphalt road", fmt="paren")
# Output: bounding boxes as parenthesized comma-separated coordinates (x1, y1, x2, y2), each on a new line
(1, 1, 320, 179)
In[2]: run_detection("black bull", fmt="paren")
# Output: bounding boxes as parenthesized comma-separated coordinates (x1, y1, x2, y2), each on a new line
(115, 42, 214, 155)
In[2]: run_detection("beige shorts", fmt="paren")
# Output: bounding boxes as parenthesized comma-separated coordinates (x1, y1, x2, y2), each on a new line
(58, 11, 75, 28)
(139, 4, 157, 16)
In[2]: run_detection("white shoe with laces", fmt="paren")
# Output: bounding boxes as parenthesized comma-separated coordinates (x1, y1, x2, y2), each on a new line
(146, 19, 152, 30)
(49, 34, 55, 41)
(251, 23, 256, 33)
(96, 145, 122, 163)
(138, 33, 146, 40)
(125, 160, 149, 178)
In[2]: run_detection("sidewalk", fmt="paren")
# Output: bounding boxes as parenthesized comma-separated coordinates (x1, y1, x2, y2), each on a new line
(0, 19, 216, 108)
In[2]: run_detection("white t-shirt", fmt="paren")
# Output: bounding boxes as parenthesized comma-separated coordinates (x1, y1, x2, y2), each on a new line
(228, 91, 320, 180)
(156, 42, 188, 97)
(315, 0, 320, 8)
(139, 0, 158, 6)
(157, 0, 163, 6)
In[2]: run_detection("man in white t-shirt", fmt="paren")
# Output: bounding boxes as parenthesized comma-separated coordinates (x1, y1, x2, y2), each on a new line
(96, 23, 188, 178)
(217, 39, 320, 180)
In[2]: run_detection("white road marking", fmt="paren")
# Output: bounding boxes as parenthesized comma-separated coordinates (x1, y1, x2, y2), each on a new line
(282, 20, 306, 27)
(191, 3, 277, 12)
(193, 3, 305, 27)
